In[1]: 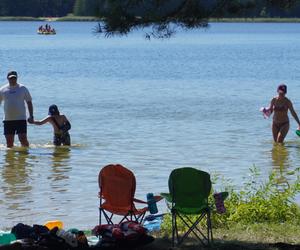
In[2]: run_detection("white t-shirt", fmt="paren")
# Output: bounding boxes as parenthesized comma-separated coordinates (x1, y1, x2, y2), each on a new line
(0, 84, 32, 121)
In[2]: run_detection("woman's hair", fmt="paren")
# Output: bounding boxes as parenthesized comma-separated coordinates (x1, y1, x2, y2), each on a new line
(48, 104, 60, 116)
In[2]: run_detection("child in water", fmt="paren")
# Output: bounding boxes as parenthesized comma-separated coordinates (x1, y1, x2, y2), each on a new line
(32, 105, 71, 146)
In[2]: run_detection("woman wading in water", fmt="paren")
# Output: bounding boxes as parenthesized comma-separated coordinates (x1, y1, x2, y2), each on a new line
(269, 84, 300, 143)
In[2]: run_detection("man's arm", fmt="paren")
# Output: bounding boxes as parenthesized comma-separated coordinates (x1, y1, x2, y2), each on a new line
(26, 101, 34, 123)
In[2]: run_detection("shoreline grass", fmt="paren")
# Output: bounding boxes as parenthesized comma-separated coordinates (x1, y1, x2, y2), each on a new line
(1, 16, 300, 23)
(142, 223, 300, 250)
(152, 167, 300, 249)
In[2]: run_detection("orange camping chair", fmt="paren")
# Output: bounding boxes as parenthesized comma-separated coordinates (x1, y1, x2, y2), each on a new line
(98, 164, 161, 225)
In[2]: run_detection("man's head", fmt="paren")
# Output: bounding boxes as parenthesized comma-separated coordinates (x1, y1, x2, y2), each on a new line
(7, 71, 18, 79)
(7, 71, 18, 85)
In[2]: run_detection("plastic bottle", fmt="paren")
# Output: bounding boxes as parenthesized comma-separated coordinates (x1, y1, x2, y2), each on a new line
(147, 193, 158, 214)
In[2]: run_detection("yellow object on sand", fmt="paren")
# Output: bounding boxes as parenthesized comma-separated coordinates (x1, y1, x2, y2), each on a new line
(44, 220, 64, 230)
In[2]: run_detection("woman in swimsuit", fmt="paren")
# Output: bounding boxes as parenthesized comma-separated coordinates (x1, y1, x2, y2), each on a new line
(31, 105, 71, 146)
(269, 84, 300, 143)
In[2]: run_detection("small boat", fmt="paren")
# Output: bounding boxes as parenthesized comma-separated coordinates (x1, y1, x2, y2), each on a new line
(37, 24, 56, 35)
(37, 30, 56, 35)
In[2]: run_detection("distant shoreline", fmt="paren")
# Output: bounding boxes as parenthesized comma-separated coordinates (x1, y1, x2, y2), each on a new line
(1, 16, 300, 23)
(209, 17, 300, 23)
(0, 15, 101, 22)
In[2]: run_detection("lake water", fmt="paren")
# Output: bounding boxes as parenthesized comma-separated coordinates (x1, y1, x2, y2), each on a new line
(0, 21, 300, 230)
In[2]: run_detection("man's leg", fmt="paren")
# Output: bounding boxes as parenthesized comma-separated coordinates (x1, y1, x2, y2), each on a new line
(17, 120, 29, 147)
(18, 133, 29, 147)
(3, 121, 15, 148)
(5, 134, 14, 148)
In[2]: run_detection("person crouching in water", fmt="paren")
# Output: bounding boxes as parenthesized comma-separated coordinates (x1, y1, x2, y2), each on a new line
(31, 105, 71, 146)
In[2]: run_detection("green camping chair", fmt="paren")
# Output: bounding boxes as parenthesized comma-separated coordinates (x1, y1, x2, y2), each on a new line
(161, 167, 218, 247)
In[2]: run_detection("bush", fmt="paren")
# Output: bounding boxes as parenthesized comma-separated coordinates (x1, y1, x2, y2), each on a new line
(161, 166, 300, 235)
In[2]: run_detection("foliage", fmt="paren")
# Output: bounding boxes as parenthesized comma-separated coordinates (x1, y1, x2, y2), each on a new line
(161, 166, 300, 235)
(91, 0, 300, 38)
(73, 0, 100, 16)
(0, 0, 75, 17)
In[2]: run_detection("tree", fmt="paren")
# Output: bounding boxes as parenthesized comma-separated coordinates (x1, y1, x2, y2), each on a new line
(0, 0, 75, 17)
(73, 0, 100, 16)
(73, 0, 85, 16)
(94, 0, 299, 39)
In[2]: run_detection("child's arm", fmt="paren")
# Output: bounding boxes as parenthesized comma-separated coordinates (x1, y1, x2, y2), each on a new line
(33, 116, 52, 125)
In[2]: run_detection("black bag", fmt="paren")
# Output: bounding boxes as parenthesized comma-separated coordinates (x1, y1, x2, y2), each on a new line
(11, 223, 49, 240)
(52, 118, 71, 133)
(61, 121, 71, 133)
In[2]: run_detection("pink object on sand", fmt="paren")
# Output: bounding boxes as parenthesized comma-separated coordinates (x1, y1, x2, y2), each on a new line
(260, 107, 271, 119)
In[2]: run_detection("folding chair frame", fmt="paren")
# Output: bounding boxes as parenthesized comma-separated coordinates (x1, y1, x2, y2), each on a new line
(169, 170, 213, 247)
(171, 206, 213, 247)
(99, 194, 147, 225)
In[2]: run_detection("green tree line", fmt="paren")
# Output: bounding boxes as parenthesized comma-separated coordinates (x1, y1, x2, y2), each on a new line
(1, 0, 300, 18)
(0, 0, 76, 17)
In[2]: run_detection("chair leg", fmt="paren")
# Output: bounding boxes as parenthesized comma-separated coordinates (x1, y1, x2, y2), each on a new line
(172, 212, 175, 247)
(99, 208, 101, 225)
(207, 210, 213, 244)
(174, 213, 179, 245)
(178, 213, 206, 246)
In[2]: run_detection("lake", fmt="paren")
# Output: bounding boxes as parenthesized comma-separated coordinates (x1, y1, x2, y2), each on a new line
(0, 21, 300, 229)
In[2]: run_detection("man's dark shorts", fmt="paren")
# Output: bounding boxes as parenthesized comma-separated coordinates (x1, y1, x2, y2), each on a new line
(3, 120, 27, 135)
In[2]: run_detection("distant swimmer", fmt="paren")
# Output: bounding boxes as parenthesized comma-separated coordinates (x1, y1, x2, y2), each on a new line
(30, 105, 71, 146)
(0, 71, 34, 148)
(268, 84, 300, 143)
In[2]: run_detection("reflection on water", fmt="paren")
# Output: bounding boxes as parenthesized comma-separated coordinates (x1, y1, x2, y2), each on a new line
(0, 148, 34, 210)
(1, 149, 33, 199)
(271, 143, 291, 189)
(49, 147, 71, 192)
(0, 146, 74, 227)
(272, 143, 290, 170)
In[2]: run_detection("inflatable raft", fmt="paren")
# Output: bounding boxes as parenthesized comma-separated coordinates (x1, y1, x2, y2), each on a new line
(37, 30, 56, 35)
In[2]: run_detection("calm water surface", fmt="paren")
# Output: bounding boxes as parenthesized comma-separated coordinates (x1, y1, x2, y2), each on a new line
(0, 22, 300, 229)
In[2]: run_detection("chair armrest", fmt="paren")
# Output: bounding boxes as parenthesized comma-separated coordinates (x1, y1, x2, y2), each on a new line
(160, 193, 172, 202)
(134, 195, 163, 204)
(133, 198, 148, 204)
(154, 195, 163, 202)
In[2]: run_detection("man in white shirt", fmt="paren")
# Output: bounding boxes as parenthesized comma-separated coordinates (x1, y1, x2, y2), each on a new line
(0, 71, 34, 147)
